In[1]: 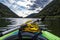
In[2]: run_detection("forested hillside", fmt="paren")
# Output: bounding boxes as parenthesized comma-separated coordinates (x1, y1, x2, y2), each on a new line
(31, 0, 60, 18)
(0, 3, 19, 18)
(0, 0, 60, 18)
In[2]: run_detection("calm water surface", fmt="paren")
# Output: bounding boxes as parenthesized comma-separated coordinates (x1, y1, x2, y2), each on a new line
(0, 18, 60, 37)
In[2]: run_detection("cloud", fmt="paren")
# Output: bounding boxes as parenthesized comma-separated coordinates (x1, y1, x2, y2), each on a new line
(0, 0, 53, 17)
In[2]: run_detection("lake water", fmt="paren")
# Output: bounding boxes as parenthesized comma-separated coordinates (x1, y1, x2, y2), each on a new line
(0, 18, 60, 37)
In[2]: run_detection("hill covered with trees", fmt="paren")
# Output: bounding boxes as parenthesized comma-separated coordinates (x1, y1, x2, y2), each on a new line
(31, 0, 60, 18)
(0, 3, 19, 18)
(0, 0, 60, 18)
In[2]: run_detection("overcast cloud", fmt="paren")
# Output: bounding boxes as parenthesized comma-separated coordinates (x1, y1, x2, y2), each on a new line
(0, 0, 53, 17)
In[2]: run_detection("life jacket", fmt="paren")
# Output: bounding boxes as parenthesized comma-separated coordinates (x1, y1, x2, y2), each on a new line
(22, 20, 40, 33)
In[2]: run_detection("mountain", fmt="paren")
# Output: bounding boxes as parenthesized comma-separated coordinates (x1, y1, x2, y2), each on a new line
(0, 0, 53, 17)
(0, 0, 60, 18)
(0, 3, 19, 18)
(30, 0, 60, 18)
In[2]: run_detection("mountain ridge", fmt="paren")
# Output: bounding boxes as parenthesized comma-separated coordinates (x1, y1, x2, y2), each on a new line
(0, 3, 19, 18)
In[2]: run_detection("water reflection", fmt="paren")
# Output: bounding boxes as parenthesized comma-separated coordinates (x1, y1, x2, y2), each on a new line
(0, 18, 40, 32)
(43, 18, 60, 37)
(0, 18, 60, 37)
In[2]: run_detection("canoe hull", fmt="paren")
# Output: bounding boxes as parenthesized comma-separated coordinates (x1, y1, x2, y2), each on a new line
(0, 30, 60, 40)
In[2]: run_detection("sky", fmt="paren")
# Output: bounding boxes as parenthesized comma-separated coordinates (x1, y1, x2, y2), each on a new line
(0, 0, 53, 17)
